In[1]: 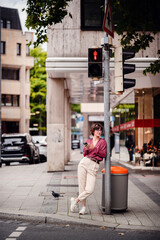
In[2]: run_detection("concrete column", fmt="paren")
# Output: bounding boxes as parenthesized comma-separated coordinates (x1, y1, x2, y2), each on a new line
(20, 65, 25, 133)
(47, 77, 65, 171)
(67, 98, 71, 162)
(138, 96, 144, 149)
(144, 93, 153, 143)
(64, 90, 68, 165)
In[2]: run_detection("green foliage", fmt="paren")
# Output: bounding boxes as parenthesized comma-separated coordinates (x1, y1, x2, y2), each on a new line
(111, 0, 160, 75)
(24, 0, 72, 47)
(30, 47, 47, 134)
(121, 32, 155, 53)
(143, 50, 160, 75)
(71, 104, 81, 113)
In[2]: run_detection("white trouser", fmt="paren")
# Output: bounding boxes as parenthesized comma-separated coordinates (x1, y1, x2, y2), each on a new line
(77, 157, 100, 204)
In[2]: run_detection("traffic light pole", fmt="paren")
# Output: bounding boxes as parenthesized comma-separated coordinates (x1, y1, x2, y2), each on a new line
(103, 0, 111, 214)
(104, 41, 111, 214)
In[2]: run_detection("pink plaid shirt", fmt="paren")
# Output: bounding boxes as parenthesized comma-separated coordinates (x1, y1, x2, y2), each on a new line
(83, 138, 107, 162)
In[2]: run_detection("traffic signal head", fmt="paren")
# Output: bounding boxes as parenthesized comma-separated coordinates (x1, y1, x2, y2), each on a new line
(114, 47, 136, 92)
(88, 48, 102, 79)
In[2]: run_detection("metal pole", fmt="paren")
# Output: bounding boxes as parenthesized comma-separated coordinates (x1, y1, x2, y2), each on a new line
(104, 0, 111, 214)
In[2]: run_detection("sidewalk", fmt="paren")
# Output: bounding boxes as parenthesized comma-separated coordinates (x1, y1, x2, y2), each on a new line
(0, 150, 160, 231)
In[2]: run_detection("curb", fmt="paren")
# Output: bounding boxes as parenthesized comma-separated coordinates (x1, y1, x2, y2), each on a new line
(112, 160, 160, 174)
(0, 210, 160, 232)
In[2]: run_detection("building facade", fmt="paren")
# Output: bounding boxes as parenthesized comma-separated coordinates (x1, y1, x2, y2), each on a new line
(46, 0, 160, 170)
(1, 7, 34, 134)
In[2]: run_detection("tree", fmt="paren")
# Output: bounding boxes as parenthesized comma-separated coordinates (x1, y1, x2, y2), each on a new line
(71, 104, 81, 113)
(23, 0, 72, 47)
(111, 0, 160, 75)
(30, 47, 47, 135)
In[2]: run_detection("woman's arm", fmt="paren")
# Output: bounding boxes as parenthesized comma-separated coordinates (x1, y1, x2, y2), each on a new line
(96, 140, 107, 158)
(83, 140, 90, 156)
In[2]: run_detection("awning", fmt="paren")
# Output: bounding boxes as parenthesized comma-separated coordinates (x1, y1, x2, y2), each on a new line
(112, 119, 160, 132)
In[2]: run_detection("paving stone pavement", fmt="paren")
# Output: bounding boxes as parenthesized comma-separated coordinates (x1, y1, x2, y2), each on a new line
(0, 150, 160, 231)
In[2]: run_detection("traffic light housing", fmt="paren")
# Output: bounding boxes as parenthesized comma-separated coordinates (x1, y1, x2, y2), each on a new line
(114, 46, 136, 92)
(88, 48, 102, 79)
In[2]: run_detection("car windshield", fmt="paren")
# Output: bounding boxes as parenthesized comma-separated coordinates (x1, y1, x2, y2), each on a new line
(2, 137, 26, 145)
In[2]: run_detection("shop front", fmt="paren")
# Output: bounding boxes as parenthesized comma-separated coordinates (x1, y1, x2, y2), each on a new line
(111, 88, 160, 166)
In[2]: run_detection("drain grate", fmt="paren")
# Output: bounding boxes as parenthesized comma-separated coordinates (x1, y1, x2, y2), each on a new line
(47, 184, 78, 187)
(63, 176, 78, 179)
(39, 192, 77, 197)
(39, 192, 52, 196)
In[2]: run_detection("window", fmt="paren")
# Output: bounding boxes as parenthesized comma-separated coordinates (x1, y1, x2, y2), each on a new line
(5, 95, 12, 106)
(1, 94, 20, 107)
(1, 41, 6, 54)
(26, 45, 30, 56)
(0, 19, 12, 29)
(1, 95, 5, 106)
(81, 0, 104, 30)
(6, 20, 11, 29)
(17, 43, 21, 56)
(2, 137, 26, 145)
(2, 68, 19, 80)
(13, 95, 20, 107)
(2, 121, 19, 134)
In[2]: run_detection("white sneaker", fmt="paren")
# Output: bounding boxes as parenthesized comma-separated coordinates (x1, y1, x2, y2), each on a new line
(70, 197, 78, 212)
(79, 206, 87, 215)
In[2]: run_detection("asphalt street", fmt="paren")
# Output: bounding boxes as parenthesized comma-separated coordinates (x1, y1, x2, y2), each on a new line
(0, 219, 160, 240)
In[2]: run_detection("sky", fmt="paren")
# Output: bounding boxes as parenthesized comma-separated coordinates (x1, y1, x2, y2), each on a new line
(0, 0, 47, 50)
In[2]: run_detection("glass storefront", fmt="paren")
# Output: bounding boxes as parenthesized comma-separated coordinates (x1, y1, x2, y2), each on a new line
(111, 88, 160, 166)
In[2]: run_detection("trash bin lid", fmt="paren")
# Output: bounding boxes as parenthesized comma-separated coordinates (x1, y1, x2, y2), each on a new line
(102, 166, 128, 174)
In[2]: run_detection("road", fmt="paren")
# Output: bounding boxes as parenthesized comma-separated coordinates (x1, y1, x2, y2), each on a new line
(0, 219, 160, 240)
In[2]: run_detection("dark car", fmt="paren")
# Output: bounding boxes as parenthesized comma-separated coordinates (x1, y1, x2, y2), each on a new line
(1, 133, 40, 166)
(71, 139, 80, 150)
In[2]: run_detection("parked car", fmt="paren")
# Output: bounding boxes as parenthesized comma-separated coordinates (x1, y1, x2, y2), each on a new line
(32, 136, 47, 162)
(1, 133, 40, 165)
(71, 139, 80, 149)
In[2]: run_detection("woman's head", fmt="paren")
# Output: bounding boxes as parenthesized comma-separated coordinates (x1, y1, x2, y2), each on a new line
(90, 123, 103, 136)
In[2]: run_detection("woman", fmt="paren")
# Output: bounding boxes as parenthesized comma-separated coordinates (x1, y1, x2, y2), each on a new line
(70, 123, 107, 215)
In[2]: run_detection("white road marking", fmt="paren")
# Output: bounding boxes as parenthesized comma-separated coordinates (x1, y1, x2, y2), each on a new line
(16, 227, 27, 231)
(5, 224, 28, 240)
(5, 238, 17, 240)
(9, 232, 22, 237)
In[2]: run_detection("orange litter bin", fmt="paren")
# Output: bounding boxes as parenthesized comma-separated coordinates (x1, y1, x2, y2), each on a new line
(102, 166, 128, 211)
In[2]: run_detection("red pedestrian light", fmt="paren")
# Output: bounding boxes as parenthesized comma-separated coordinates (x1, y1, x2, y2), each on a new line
(88, 48, 102, 78)
(93, 50, 97, 61)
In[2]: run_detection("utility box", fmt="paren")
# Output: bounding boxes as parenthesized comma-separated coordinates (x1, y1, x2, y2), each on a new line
(102, 166, 128, 211)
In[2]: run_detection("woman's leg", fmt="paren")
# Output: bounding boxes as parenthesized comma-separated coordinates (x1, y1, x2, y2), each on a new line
(78, 168, 97, 202)
(77, 159, 99, 202)
(78, 160, 87, 206)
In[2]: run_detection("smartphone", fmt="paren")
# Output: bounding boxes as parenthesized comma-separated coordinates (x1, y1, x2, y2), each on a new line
(83, 142, 88, 146)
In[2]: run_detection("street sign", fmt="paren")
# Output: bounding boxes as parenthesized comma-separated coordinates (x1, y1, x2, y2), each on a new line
(103, 0, 114, 38)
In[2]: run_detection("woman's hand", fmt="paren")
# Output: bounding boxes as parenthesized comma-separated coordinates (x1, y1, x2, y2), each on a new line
(84, 143, 94, 150)
(84, 144, 90, 150)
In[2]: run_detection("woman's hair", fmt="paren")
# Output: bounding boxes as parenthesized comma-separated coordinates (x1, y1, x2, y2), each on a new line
(90, 123, 104, 136)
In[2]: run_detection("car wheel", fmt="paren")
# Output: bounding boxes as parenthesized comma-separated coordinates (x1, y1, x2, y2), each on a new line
(29, 156, 35, 164)
(6, 162, 10, 166)
(35, 156, 40, 164)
